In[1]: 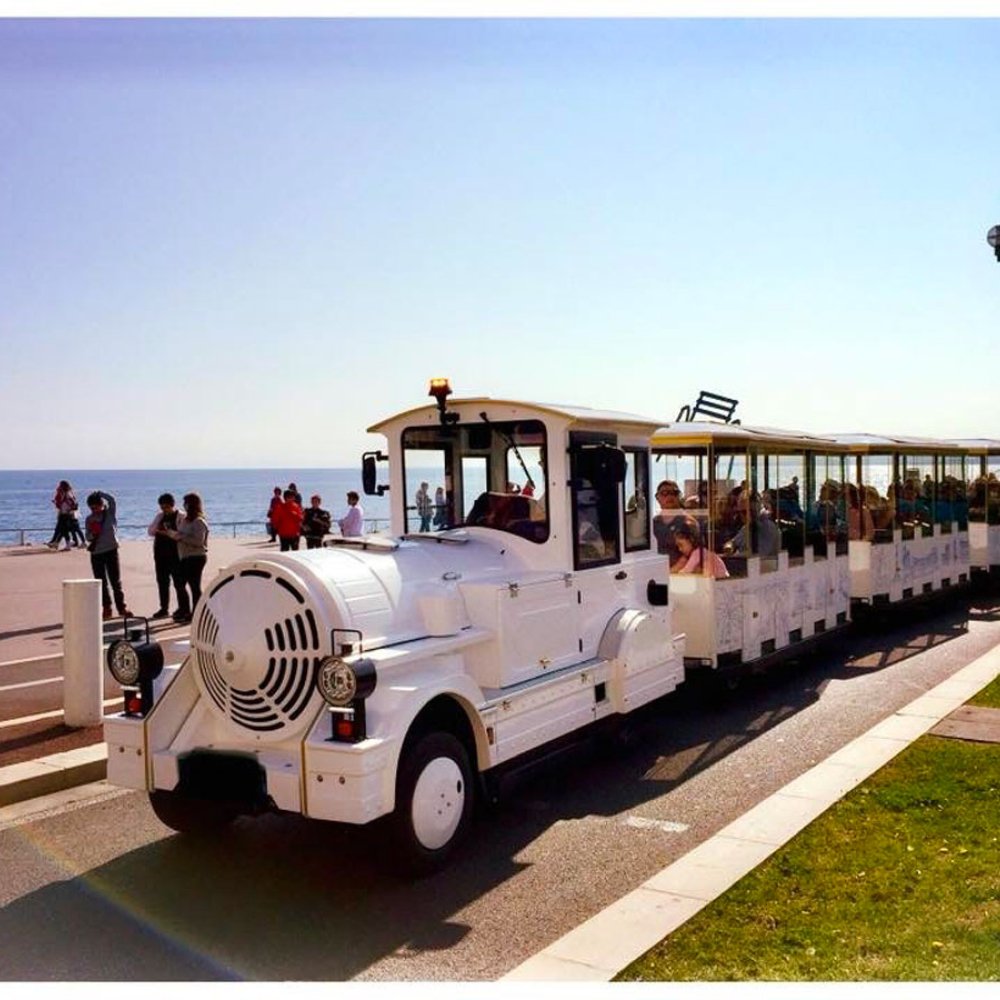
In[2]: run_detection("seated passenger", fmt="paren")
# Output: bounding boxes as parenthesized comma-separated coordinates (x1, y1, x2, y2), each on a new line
(670, 515, 729, 579)
(775, 481, 805, 523)
(684, 481, 708, 510)
(809, 481, 843, 540)
(725, 492, 780, 557)
(865, 486, 894, 531)
(896, 480, 930, 527)
(843, 482, 874, 540)
(653, 479, 683, 562)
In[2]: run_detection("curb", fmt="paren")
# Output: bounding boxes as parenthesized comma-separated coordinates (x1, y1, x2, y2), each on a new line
(501, 643, 1000, 981)
(0, 744, 108, 808)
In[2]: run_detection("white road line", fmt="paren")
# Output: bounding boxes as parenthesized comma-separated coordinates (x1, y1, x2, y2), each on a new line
(624, 816, 689, 834)
(0, 677, 62, 693)
(0, 698, 122, 730)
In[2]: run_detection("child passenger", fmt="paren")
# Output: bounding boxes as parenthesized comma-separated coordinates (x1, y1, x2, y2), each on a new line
(670, 515, 729, 579)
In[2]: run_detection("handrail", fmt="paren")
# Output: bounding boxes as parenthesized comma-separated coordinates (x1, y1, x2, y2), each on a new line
(0, 517, 393, 547)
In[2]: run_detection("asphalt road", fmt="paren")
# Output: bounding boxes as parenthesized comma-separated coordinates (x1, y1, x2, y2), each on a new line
(2, 591, 998, 982)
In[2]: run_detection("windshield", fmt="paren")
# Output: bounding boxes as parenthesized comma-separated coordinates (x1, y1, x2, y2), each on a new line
(401, 418, 549, 542)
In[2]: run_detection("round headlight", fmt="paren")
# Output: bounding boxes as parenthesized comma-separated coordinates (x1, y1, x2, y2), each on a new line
(317, 657, 358, 707)
(317, 655, 377, 707)
(108, 640, 141, 686)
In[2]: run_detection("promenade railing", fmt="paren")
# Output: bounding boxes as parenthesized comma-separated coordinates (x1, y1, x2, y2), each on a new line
(0, 518, 393, 548)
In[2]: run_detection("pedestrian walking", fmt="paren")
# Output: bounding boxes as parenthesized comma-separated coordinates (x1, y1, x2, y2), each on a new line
(166, 492, 209, 621)
(147, 493, 190, 620)
(65, 492, 86, 548)
(415, 481, 432, 532)
(338, 491, 364, 537)
(48, 480, 83, 550)
(266, 486, 282, 542)
(84, 490, 131, 620)
(301, 494, 332, 549)
(433, 486, 447, 529)
(271, 489, 304, 551)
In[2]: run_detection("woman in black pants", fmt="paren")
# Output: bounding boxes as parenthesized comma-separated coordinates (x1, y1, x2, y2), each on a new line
(167, 492, 209, 623)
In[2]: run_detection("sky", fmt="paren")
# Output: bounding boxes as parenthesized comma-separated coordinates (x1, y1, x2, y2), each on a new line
(2, 14, 999, 469)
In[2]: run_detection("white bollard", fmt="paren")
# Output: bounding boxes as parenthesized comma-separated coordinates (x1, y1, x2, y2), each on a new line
(63, 578, 103, 727)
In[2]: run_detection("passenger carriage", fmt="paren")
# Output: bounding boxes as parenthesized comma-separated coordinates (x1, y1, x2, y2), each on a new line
(103, 382, 686, 873)
(650, 423, 851, 678)
(954, 438, 1000, 577)
(826, 434, 970, 609)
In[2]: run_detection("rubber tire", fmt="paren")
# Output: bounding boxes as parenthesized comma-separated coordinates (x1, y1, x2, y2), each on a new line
(148, 789, 238, 836)
(388, 731, 474, 877)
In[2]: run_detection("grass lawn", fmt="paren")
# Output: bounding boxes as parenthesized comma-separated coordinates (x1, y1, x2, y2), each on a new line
(617, 735, 1000, 981)
(969, 673, 1000, 708)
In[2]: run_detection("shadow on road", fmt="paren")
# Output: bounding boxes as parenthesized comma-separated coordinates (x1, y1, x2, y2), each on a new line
(0, 593, 977, 981)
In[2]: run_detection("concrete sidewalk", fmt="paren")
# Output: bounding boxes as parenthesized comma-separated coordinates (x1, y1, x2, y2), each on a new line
(0, 534, 275, 663)
(501, 642, 1000, 981)
(0, 534, 270, 802)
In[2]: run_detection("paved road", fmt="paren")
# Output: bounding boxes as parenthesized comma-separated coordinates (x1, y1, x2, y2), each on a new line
(1, 592, 998, 981)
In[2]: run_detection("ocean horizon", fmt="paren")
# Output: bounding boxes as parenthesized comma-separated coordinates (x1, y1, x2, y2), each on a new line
(0, 468, 394, 546)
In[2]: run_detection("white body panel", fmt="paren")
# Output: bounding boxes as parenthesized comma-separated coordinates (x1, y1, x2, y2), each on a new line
(848, 525, 969, 603)
(968, 521, 1000, 571)
(670, 550, 850, 666)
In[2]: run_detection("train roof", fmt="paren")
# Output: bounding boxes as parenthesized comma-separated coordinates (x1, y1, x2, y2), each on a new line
(368, 397, 667, 435)
(825, 432, 971, 455)
(651, 421, 843, 451)
(951, 438, 1000, 454)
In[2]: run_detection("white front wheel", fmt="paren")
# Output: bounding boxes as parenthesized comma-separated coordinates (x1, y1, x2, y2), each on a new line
(390, 730, 475, 875)
(411, 754, 466, 850)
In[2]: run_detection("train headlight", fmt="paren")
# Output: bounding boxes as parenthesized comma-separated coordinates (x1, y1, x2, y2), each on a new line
(316, 656, 377, 707)
(106, 629, 165, 716)
(108, 640, 142, 686)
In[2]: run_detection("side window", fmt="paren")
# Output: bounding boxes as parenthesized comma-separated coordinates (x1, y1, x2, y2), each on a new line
(571, 433, 623, 570)
(623, 448, 650, 552)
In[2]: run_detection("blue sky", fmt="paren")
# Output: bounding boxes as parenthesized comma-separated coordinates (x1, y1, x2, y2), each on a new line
(2, 17, 999, 469)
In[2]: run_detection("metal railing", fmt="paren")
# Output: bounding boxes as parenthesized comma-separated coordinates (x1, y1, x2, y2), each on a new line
(0, 518, 393, 548)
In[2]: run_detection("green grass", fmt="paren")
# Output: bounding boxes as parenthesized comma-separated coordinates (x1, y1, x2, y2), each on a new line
(617, 736, 1000, 981)
(969, 674, 1000, 708)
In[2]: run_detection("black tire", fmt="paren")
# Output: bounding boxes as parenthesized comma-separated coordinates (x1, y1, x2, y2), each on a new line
(148, 789, 238, 836)
(388, 731, 474, 877)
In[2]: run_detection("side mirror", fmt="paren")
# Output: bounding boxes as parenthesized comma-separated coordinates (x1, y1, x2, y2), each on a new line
(362, 451, 390, 497)
(576, 444, 627, 486)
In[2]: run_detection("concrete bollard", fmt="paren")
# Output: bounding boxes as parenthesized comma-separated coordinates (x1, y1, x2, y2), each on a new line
(63, 578, 103, 727)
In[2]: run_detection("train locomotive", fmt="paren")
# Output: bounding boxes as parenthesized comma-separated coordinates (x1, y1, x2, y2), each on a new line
(104, 381, 687, 873)
(103, 381, 995, 873)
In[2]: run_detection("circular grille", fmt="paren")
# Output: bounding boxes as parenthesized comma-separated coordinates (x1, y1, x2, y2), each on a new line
(191, 567, 325, 738)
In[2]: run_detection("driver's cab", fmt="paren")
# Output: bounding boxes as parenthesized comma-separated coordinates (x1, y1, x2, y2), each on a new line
(363, 384, 672, 689)
(364, 382, 664, 579)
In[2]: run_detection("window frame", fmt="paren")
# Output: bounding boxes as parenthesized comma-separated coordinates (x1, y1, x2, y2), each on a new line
(622, 446, 651, 553)
(400, 418, 550, 543)
(570, 430, 622, 571)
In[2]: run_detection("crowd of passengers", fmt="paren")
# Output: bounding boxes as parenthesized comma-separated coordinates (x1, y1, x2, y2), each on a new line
(652, 473, 998, 580)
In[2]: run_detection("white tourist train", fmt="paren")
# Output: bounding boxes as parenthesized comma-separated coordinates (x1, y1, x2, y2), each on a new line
(102, 382, 995, 873)
(104, 381, 686, 873)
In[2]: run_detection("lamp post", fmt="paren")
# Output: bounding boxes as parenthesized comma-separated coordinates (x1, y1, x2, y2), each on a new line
(989, 225, 1000, 262)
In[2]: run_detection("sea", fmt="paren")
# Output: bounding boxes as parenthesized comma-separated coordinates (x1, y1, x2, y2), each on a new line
(0, 469, 393, 547)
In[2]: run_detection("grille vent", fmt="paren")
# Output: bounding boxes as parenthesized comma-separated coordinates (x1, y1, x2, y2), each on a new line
(193, 573, 324, 735)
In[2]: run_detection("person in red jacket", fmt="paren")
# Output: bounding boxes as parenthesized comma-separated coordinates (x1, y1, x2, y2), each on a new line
(271, 489, 304, 551)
